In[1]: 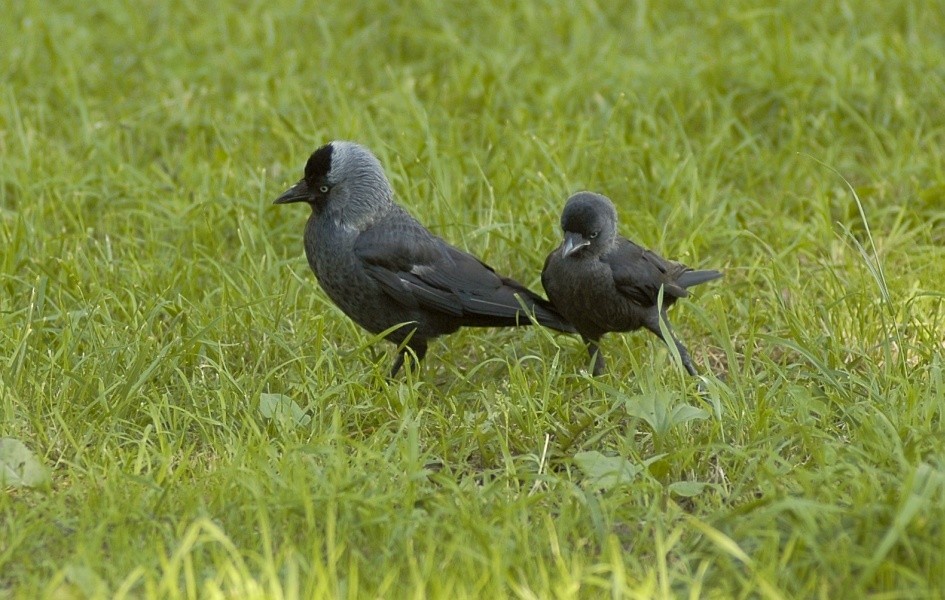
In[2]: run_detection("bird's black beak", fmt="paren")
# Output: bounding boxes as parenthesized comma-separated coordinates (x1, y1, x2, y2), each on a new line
(561, 232, 590, 257)
(273, 179, 311, 205)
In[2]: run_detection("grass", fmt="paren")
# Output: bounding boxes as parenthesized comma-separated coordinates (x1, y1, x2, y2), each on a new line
(2, 0, 945, 597)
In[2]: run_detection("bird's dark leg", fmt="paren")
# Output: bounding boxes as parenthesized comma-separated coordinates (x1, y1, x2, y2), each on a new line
(583, 336, 606, 376)
(389, 340, 428, 377)
(645, 312, 698, 376)
(389, 352, 406, 378)
(671, 338, 698, 377)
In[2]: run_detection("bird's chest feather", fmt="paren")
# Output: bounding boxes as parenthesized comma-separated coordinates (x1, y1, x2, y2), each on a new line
(547, 256, 642, 331)
(550, 258, 613, 304)
(304, 217, 371, 304)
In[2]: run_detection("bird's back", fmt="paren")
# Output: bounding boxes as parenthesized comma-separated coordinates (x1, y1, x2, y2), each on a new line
(370, 206, 572, 333)
(309, 204, 570, 344)
(604, 237, 719, 305)
(544, 235, 720, 337)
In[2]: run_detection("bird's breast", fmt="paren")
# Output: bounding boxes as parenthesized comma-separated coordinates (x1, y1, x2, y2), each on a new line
(301, 215, 419, 337)
(545, 257, 645, 334)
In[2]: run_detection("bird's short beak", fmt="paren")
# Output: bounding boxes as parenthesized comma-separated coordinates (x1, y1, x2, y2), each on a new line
(273, 179, 311, 205)
(561, 232, 590, 257)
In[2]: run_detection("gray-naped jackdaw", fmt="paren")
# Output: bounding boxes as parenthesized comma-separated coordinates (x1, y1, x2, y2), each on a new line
(274, 141, 574, 375)
(542, 191, 721, 376)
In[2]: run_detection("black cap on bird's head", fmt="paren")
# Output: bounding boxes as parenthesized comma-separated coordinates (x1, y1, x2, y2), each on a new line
(558, 192, 618, 257)
(273, 141, 395, 227)
(304, 143, 334, 183)
(273, 143, 334, 206)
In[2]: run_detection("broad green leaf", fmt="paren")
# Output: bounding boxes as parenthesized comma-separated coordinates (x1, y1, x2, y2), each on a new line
(573, 451, 641, 488)
(668, 481, 708, 497)
(259, 393, 311, 427)
(0, 438, 50, 488)
(623, 391, 708, 437)
(622, 392, 667, 434)
(668, 404, 709, 426)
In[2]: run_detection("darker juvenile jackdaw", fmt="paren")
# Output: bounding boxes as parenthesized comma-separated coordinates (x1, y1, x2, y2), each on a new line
(274, 141, 573, 375)
(542, 192, 721, 376)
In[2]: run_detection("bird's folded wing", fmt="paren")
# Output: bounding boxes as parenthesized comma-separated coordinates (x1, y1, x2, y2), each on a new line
(354, 226, 528, 319)
(608, 239, 689, 306)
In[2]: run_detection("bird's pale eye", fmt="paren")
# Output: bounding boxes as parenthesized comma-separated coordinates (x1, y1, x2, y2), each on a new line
(589, 231, 599, 239)
(318, 185, 330, 194)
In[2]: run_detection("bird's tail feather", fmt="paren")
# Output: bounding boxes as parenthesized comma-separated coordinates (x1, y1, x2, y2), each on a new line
(523, 295, 576, 333)
(458, 284, 576, 333)
(677, 269, 723, 289)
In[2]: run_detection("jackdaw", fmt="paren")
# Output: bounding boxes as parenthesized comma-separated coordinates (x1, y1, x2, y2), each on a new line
(274, 141, 573, 375)
(542, 191, 721, 376)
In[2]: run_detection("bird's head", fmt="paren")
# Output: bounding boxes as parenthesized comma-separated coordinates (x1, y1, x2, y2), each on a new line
(558, 192, 618, 257)
(273, 141, 394, 227)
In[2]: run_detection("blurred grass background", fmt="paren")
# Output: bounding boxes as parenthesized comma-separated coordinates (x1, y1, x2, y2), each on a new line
(2, 0, 944, 597)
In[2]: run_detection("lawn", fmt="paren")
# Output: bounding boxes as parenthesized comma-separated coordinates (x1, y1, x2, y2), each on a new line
(2, 0, 945, 597)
